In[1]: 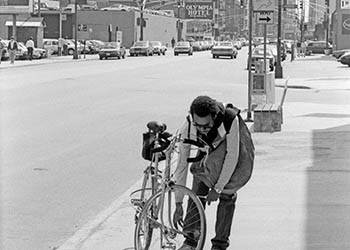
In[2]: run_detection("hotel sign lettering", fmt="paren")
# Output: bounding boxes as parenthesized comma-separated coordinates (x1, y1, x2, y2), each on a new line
(185, 0, 213, 20)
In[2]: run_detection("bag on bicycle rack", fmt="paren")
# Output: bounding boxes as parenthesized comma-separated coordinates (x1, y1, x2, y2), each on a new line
(142, 132, 166, 161)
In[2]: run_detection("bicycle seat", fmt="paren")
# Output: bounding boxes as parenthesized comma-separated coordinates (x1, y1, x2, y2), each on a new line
(147, 121, 167, 133)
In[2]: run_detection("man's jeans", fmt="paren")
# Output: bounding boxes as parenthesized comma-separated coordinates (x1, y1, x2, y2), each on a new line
(183, 177, 237, 250)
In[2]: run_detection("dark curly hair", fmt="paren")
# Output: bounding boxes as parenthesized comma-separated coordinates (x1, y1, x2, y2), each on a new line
(190, 95, 218, 118)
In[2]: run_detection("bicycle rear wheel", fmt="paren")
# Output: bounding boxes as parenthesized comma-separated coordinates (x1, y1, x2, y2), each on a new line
(134, 185, 206, 250)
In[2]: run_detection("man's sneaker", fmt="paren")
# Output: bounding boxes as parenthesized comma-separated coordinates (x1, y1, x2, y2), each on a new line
(178, 243, 195, 250)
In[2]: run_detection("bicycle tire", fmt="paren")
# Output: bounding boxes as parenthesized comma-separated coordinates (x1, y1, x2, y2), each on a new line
(134, 185, 206, 250)
(134, 165, 160, 250)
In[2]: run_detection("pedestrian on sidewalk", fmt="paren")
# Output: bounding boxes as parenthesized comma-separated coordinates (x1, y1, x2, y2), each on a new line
(25, 36, 34, 60)
(171, 37, 175, 48)
(0, 37, 4, 64)
(173, 95, 254, 250)
(7, 36, 18, 64)
(63, 36, 68, 56)
(58, 37, 64, 56)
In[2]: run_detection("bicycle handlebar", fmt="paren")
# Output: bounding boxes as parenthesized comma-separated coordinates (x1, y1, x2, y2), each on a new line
(151, 135, 208, 163)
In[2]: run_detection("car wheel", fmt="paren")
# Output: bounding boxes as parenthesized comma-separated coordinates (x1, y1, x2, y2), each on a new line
(270, 65, 274, 71)
(162, 52, 165, 55)
(231, 55, 233, 59)
(117, 56, 120, 59)
(234, 54, 237, 59)
(122, 54, 125, 59)
(212, 54, 215, 58)
(174, 53, 178, 56)
(99, 56, 103, 60)
(68, 49, 74, 55)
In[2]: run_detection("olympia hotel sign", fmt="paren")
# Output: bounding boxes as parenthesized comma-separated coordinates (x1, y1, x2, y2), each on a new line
(184, 0, 213, 20)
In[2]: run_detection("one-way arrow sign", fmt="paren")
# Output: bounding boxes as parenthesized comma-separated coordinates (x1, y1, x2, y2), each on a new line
(256, 11, 274, 24)
(259, 16, 271, 22)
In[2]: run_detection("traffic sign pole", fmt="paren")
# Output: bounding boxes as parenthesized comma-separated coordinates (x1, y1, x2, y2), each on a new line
(275, 0, 283, 78)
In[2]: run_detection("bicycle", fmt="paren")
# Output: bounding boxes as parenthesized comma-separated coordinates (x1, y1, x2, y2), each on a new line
(130, 121, 208, 250)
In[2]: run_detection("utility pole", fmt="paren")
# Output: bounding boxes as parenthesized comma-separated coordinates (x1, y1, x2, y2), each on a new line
(38, 0, 41, 17)
(325, 0, 330, 48)
(246, 0, 253, 122)
(73, 0, 78, 59)
(275, 0, 283, 78)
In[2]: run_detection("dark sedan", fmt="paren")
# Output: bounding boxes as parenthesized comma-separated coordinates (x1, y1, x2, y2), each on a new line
(99, 42, 126, 60)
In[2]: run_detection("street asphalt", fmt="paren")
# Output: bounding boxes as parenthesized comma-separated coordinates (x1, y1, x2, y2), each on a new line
(2, 52, 350, 250)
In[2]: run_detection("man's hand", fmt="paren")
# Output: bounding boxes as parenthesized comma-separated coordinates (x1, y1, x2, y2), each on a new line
(206, 188, 220, 205)
(173, 202, 184, 229)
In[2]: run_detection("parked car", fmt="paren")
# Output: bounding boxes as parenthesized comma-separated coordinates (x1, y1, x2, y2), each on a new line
(16, 42, 28, 60)
(1, 40, 9, 61)
(338, 51, 350, 67)
(191, 41, 203, 51)
(238, 37, 248, 46)
(65, 39, 84, 55)
(89, 40, 105, 53)
(149, 41, 166, 55)
(101, 4, 131, 11)
(62, 4, 81, 12)
(211, 41, 237, 59)
(253, 37, 269, 46)
(99, 42, 126, 60)
(129, 41, 153, 56)
(305, 41, 332, 55)
(33, 47, 47, 59)
(174, 41, 193, 56)
(42, 38, 59, 54)
(233, 40, 242, 50)
(249, 47, 275, 71)
(333, 49, 350, 59)
(257, 44, 286, 61)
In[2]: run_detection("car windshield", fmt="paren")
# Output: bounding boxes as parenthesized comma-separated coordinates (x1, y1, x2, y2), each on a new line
(253, 49, 272, 56)
(257, 45, 277, 55)
(217, 42, 232, 47)
(134, 41, 147, 47)
(150, 41, 161, 46)
(103, 42, 119, 48)
(177, 42, 189, 46)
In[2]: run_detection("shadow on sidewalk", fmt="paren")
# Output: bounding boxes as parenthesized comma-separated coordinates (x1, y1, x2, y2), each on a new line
(302, 55, 337, 62)
(306, 124, 350, 249)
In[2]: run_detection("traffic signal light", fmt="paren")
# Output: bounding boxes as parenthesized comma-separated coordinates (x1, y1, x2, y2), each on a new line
(299, 0, 303, 9)
(240, 0, 245, 8)
(325, 0, 329, 6)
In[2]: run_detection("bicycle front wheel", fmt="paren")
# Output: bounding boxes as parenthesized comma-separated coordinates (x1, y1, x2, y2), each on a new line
(134, 184, 206, 250)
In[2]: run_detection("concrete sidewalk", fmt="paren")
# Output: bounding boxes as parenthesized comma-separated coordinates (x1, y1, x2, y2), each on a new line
(56, 102, 350, 250)
(0, 54, 98, 69)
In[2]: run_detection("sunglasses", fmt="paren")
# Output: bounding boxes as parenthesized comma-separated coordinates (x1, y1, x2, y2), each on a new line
(193, 122, 213, 130)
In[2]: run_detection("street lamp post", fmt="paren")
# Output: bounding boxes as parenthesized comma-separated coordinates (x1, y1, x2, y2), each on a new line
(275, 0, 283, 78)
(325, 1, 330, 49)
